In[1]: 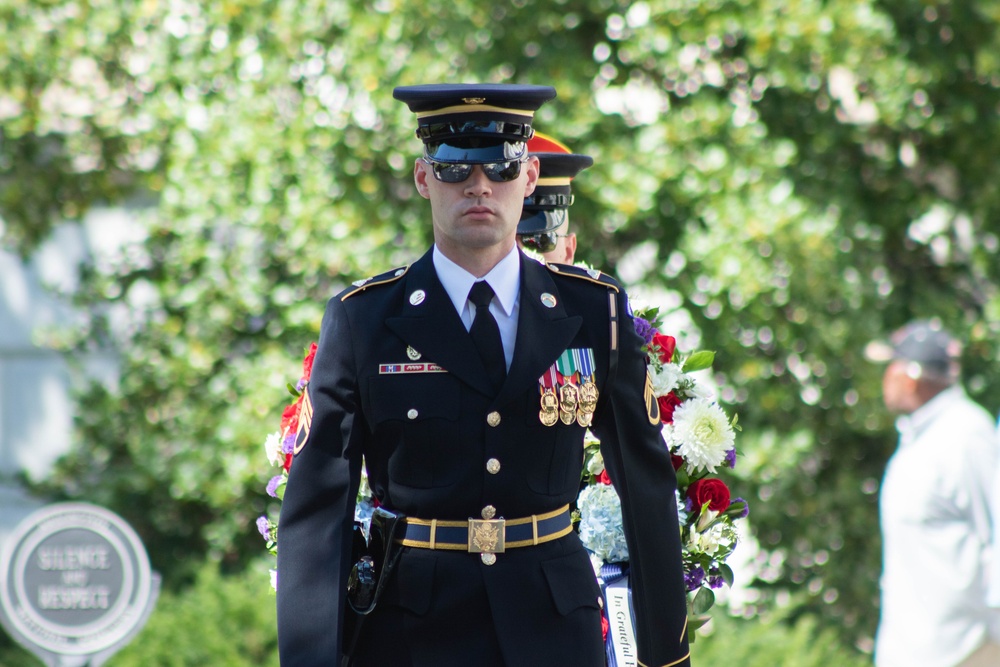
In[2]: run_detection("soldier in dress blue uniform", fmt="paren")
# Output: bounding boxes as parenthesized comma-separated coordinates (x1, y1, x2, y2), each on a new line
(516, 132, 592, 265)
(276, 83, 691, 667)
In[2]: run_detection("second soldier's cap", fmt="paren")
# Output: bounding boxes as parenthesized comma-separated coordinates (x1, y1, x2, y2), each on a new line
(518, 132, 594, 235)
(393, 83, 556, 164)
(864, 319, 961, 379)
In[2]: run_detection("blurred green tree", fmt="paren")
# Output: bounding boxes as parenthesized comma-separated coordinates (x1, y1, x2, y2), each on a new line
(4, 0, 999, 655)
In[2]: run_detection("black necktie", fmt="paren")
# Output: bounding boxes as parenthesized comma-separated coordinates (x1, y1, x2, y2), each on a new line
(468, 281, 507, 391)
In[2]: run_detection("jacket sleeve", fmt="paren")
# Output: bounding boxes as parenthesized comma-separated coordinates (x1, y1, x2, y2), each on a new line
(592, 289, 691, 667)
(277, 296, 366, 666)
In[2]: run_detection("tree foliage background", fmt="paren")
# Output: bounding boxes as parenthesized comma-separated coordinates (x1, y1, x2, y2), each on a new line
(4, 0, 1000, 656)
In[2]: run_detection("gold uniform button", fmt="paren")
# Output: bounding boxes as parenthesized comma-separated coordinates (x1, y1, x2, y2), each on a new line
(481, 505, 496, 520)
(487, 411, 501, 427)
(407, 409, 418, 420)
(481, 553, 497, 566)
(486, 458, 501, 474)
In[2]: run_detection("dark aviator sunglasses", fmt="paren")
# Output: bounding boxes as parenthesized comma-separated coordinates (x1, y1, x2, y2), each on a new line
(519, 231, 570, 253)
(423, 158, 525, 184)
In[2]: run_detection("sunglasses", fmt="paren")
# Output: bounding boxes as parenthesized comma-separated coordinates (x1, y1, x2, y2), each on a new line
(519, 231, 570, 253)
(423, 158, 525, 184)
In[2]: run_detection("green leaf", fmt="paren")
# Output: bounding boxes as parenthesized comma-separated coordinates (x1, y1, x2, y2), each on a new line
(681, 351, 716, 373)
(690, 587, 716, 616)
(719, 563, 735, 587)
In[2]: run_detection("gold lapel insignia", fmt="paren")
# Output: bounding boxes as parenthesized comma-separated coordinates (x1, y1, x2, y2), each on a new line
(540, 292, 557, 308)
(409, 289, 426, 306)
(406, 345, 422, 360)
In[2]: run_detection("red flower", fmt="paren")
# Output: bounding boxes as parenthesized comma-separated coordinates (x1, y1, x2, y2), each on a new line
(651, 333, 676, 364)
(670, 454, 684, 471)
(687, 478, 731, 513)
(302, 342, 318, 382)
(597, 470, 613, 485)
(601, 612, 609, 642)
(658, 392, 682, 424)
(283, 452, 293, 473)
(280, 397, 302, 434)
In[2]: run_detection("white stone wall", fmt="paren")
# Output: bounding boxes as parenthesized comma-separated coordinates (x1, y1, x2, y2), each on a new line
(0, 211, 130, 548)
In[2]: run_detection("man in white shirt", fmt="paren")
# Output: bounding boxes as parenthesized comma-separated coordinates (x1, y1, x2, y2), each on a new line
(867, 319, 1000, 667)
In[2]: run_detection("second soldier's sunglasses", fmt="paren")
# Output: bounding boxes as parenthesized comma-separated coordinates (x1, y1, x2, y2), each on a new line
(423, 158, 526, 184)
(519, 231, 570, 253)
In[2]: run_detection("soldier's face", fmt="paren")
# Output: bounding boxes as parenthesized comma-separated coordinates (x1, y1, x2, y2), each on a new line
(414, 156, 539, 255)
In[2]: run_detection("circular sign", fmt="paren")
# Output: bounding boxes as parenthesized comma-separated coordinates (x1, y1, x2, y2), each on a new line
(0, 503, 154, 656)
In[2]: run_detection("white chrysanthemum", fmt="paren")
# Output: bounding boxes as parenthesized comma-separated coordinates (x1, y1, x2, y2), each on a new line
(264, 431, 283, 466)
(586, 450, 606, 477)
(577, 484, 629, 563)
(269, 568, 278, 592)
(671, 398, 735, 473)
(651, 362, 683, 397)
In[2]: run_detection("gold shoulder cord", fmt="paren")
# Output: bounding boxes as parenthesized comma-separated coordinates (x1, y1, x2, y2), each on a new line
(546, 263, 621, 293)
(341, 265, 410, 301)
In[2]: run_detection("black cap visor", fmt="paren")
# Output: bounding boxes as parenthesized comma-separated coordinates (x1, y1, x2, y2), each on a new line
(518, 208, 567, 235)
(424, 139, 527, 164)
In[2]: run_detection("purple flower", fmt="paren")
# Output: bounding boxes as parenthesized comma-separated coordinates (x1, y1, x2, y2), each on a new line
(708, 575, 725, 589)
(684, 566, 705, 592)
(256, 516, 271, 540)
(633, 317, 656, 346)
(295, 378, 307, 392)
(725, 448, 737, 469)
(732, 497, 750, 519)
(282, 432, 296, 454)
(266, 475, 283, 498)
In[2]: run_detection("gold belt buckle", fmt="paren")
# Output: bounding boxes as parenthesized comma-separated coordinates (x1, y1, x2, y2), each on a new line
(468, 518, 506, 554)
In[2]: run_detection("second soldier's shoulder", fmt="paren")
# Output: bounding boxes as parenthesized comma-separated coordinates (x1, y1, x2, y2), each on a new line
(545, 262, 622, 293)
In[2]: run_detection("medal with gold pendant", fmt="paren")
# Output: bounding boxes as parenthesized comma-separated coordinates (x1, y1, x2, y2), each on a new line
(538, 366, 559, 427)
(554, 350, 581, 425)
(558, 378, 579, 425)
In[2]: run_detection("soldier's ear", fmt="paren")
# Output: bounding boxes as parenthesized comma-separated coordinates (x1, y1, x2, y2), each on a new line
(522, 155, 540, 197)
(414, 159, 432, 199)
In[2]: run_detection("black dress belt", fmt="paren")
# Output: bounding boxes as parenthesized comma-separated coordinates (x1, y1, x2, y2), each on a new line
(399, 504, 573, 553)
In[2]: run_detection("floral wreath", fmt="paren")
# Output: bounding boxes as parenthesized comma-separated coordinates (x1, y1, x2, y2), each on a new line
(576, 305, 748, 643)
(257, 307, 749, 639)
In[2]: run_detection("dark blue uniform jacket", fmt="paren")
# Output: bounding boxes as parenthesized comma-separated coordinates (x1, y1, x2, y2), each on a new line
(277, 248, 691, 667)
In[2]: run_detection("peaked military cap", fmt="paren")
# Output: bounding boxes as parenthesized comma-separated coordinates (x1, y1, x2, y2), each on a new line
(393, 83, 556, 164)
(518, 132, 594, 235)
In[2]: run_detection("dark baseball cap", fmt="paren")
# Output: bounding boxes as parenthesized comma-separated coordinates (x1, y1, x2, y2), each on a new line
(865, 319, 961, 378)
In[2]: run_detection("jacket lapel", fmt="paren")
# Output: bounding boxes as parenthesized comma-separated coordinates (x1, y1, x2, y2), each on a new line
(495, 255, 582, 408)
(385, 250, 495, 397)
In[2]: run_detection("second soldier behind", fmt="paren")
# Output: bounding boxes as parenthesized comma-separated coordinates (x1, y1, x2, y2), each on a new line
(516, 132, 591, 265)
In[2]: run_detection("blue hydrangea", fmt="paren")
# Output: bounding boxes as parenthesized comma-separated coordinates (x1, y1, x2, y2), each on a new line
(577, 484, 629, 563)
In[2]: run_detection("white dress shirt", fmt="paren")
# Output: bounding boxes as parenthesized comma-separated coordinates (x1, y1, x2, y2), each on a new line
(876, 385, 1000, 667)
(432, 244, 520, 371)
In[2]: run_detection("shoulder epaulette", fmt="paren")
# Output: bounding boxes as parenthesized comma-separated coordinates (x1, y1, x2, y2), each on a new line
(545, 262, 620, 293)
(341, 265, 410, 301)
